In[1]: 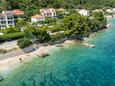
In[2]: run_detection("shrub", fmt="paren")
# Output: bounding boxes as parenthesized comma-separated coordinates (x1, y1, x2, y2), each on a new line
(17, 38, 32, 48)
(0, 49, 7, 54)
(0, 32, 24, 41)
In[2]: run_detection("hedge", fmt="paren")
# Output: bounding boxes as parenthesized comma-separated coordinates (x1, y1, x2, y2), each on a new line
(0, 32, 25, 41)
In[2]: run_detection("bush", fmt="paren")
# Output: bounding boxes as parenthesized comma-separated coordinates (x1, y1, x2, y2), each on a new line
(1, 27, 20, 34)
(17, 38, 32, 48)
(50, 33, 65, 42)
(0, 49, 7, 54)
(0, 32, 25, 41)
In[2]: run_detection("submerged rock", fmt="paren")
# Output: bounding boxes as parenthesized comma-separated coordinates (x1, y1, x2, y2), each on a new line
(83, 42, 96, 48)
(35, 52, 49, 58)
(0, 76, 3, 82)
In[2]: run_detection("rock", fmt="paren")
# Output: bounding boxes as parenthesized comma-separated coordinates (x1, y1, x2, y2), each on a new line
(83, 42, 96, 48)
(0, 76, 3, 82)
(55, 44, 63, 47)
(35, 52, 49, 58)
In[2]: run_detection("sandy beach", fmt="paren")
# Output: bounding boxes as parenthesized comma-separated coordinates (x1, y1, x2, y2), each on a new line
(0, 37, 96, 76)
(0, 40, 78, 75)
(0, 45, 57, 75)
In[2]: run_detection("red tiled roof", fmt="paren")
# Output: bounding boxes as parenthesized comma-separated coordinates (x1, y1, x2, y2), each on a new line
(40, 8, 56, 13)
(0, 13, 5, 17)
(12, 9, 24, 15)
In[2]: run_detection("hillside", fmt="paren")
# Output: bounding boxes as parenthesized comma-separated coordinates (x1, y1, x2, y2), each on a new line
(0, 0, 115, 17)
(0, 0, 114, 10)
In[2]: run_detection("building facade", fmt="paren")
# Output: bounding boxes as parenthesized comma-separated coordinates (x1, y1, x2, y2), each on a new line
(31, 14, 45, 23)
(40, 8, 56, 18)
(12, 9, 24, 15)
(0, 11, 15, 29)
(77, 9, 90, 16)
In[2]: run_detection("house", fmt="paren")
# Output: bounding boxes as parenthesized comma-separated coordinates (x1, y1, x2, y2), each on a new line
(31, 14, 45, 23)
(106, 8, 115, 13)
(12, 9, 24, 15)
(0, 11, 15, 29)
(113, 8, 115, 12)
(40, 8, 56, 18)
(56, 8, 69, 14)
(93, 9, 103, 12)
(106, 9, 113, 13)
(77, 9, 90, 16)
(56, 8, 66, 12)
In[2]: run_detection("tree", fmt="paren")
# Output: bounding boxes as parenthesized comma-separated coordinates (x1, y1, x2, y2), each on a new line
(17, 38, 32, 48)
(33, 29, 50, 43)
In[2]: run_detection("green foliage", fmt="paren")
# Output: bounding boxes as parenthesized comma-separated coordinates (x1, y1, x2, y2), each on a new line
(0, 49, 7, 54)
(33, 29, 50, 43)
(50, 33, 65, 42)
(54, 11, 106, 39)
(17, 38, 32, 48)
(0, 32, 24, 40)
(0, 27, 20, 34)
(92, 12, 107, 29)
(56, 11, 65, 19)
(0, 0, 114, 19)
(5, 0, 115, 10)
(22, 25, 50, 43)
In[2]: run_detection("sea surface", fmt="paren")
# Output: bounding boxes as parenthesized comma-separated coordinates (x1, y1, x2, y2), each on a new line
(0, 18, 115, 86)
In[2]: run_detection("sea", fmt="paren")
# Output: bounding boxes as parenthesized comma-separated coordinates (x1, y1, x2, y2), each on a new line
(0, 18, 115, 86)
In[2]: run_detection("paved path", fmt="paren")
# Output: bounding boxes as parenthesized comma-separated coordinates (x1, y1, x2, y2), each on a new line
(0, 40, 18, 50)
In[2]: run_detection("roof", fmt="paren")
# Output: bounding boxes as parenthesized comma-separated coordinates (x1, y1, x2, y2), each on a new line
(12, 9, 24, 15)
(0, 13, 5, 17)
(31, 14, 45, 19)
(56, 8, 65, 12)
(40, 8, 56, 13)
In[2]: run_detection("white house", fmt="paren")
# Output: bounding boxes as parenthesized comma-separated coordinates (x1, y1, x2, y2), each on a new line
(78, 9, 90, 16)
(0, 11, 15, 29)
(31, 14, 45, 23)
(113, 8, 115, 12)
(40, 8, 56, 18)
(106, 9, 113, 13)
(106, 8, 115, 13)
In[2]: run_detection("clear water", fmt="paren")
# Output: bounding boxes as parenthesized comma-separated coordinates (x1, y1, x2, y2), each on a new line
(0, 18, 115, 86)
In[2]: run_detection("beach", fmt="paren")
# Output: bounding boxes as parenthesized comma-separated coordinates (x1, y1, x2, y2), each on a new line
(0, 18, 115, 86)
(0, 40, 82, 75)
(0, 45, 57, 74)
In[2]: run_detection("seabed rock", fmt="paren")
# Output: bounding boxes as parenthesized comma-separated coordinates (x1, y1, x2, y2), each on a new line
(83, 42, 96, 48)
(0, 76, 3, 82)
(35, 52, 49, 58)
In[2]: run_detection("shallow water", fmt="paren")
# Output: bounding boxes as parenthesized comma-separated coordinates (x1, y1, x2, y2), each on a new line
(0, 18, 115, 86)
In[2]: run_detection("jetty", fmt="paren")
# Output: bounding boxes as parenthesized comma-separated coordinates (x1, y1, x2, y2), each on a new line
(83, 42, 96, 48)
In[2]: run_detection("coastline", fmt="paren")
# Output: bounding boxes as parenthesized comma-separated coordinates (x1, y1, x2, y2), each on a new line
(0, 40, 80, 76)
(0, 30, 106, 76)
(0, 17, 113, 77)
(0, 45, 56, 75)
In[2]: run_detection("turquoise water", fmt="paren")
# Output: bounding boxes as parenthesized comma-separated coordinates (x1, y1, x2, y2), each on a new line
(0, 18, 115, 86)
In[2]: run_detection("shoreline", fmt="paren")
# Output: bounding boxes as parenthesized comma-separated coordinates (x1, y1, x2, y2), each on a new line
(0, 17, 113, 77)
(0, 30, 105, 77)
(0, 40, 81, 76)
(0, 45, 56, 75)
